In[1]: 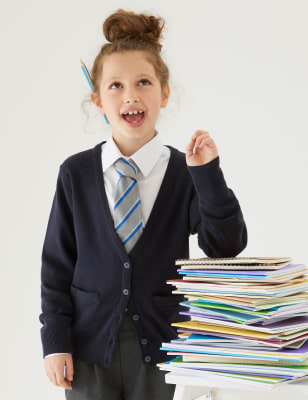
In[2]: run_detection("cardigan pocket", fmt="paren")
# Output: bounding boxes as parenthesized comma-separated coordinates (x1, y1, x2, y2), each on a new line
(70, 285, 101, 304)
(70, 285, 103, 340)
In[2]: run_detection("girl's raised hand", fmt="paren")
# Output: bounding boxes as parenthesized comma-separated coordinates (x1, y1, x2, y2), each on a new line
(185, 130, 219, 166)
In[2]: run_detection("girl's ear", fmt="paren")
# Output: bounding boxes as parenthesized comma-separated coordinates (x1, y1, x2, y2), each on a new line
(161, 83, 170, 108)
(91, 92, 104, 115)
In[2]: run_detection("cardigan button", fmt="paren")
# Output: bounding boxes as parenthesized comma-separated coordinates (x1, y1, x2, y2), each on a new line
(123, 289, 129, 295)
(123, 262, 130, 269)
(141, 338, 148, 345)
(144, 356, 151, 363)
(132, 314, 139, 321)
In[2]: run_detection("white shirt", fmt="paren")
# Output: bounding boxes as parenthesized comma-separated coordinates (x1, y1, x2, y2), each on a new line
(44, 129, 171, 358)
(102, 129, 170, 226)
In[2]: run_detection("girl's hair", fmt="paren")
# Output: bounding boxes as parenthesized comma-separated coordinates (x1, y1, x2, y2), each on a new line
(81, 8, 179, 134)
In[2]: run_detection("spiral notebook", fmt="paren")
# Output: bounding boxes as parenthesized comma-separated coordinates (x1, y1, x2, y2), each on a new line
(175, 257, 293, 270)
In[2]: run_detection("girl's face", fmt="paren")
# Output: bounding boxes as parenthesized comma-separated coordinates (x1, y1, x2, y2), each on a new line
(92, 51, 169, 147)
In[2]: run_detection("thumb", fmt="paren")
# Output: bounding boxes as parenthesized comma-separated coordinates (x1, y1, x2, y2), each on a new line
(65, 355, 74, 381)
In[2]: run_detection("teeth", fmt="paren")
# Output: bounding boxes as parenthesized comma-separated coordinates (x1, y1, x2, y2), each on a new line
(123, 110, 144, 115)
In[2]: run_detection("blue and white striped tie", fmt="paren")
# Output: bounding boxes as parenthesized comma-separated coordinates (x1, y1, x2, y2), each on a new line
(113, 157, 144, 254)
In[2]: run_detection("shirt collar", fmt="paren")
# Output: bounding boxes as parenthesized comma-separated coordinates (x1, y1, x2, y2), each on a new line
(102, 129, 163, 178)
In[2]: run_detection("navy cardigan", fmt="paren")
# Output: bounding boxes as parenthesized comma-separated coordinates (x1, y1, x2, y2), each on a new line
(39, 141, 248, 368)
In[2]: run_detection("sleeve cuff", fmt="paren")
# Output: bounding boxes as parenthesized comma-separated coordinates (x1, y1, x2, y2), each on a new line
(187, 156, 231, 204)
(40, 325, 73, 358)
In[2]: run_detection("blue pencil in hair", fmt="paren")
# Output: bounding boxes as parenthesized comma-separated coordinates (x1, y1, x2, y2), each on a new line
(80, 59, 94, 92)
(80, 59, 108, 124)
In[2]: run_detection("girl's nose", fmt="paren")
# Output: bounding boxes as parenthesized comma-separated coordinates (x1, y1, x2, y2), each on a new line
(124, 90, 140, 103)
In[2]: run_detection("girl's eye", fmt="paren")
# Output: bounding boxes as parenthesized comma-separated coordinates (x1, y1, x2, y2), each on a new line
(110, 79, 151, 89)
(139, 79, 151, 85)
(110, 81, 121, 89)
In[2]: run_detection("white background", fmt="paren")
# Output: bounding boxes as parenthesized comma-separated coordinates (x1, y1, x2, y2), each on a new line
(1, 0, 307, 398)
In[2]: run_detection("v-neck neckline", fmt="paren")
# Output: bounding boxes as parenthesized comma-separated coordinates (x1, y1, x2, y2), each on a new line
(93, 140, 176, 261)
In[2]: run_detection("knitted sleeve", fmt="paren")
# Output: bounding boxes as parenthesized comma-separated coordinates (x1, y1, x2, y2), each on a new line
(187, 156, 248, 257)
(39, 164, 76, 358)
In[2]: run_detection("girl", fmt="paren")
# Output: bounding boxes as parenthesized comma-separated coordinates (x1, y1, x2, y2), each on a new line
(39, 8, 247, 400)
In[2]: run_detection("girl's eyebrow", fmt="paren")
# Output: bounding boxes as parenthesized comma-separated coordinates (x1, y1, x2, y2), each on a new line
(105, 73, 155, 83)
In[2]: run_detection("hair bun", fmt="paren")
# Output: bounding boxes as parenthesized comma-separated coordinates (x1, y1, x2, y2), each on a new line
(103, 9, 165, 52)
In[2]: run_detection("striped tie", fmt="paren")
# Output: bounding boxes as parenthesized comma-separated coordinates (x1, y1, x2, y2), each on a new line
(113, 157, 144, 254)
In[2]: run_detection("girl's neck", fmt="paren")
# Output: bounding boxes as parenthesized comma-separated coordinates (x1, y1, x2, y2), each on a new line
(112, 129, 157, 157)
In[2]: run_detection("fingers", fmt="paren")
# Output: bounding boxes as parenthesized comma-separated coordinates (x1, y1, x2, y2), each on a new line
(193, 131, 214, 149)
(186, 136, 195, 158)
(65, 355, 74, 382)
(195, 131, 210, 148)
(56, 367, 72, 390)
(44, 355, 73, 390)
(47, 369, 72, 390)
(199, 136, 215, 148)
(186, 130, 210, 156)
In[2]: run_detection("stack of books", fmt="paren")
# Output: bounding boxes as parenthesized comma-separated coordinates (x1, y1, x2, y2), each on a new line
(157, 257, 308, 389)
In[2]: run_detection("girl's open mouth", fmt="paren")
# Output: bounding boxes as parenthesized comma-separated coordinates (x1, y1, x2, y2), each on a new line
(121, 111, 145, 127)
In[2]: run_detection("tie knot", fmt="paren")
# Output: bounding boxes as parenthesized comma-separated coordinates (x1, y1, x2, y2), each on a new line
(114, 157, 139, 179)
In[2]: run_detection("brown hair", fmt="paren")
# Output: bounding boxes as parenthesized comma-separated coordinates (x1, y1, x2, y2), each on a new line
(81, 8, 171, 128)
